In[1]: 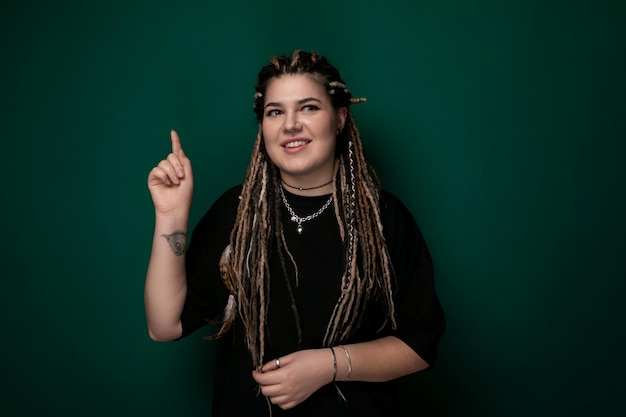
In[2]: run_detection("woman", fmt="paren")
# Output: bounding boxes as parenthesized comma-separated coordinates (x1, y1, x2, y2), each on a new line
(145, 49, 445, 416)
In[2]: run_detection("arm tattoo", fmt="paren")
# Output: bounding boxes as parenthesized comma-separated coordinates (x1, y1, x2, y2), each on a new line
(161, 231, 187, 256)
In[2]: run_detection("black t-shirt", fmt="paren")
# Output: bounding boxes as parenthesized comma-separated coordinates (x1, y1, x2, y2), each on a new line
(181, 185, 445, 417)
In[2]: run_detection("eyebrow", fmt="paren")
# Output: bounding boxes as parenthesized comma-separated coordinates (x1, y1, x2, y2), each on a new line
(264, 97, 322, 109)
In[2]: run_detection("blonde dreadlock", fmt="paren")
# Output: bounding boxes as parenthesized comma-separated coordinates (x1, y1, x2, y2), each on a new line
(217, 50, 396, 369)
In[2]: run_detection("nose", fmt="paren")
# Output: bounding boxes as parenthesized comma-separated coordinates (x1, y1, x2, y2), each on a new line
(283, 111, 301, 134)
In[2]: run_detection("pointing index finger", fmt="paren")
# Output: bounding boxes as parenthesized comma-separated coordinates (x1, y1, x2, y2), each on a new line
(171, 129, 183, 154)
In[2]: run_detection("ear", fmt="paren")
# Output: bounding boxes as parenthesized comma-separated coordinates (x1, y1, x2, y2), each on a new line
(336, 107, 348, 131)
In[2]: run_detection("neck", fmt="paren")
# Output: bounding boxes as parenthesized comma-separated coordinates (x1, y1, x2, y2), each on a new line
(281, 178, 333, 196)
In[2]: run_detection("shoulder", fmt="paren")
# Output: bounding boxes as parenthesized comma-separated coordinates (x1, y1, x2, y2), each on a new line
(205, 184, 243, 216)
(380, 189, 406, 210)
(214, 184, 243, 206)
(192, 184, 242, 234)
(379, 189, 417, 226)
(379, 189, 428, 248)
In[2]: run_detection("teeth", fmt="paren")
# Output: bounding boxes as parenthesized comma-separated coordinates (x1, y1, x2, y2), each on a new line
(285, 140, 308, 148)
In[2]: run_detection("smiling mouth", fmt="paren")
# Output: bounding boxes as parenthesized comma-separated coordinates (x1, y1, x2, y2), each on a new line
(283, 140, 310, 148)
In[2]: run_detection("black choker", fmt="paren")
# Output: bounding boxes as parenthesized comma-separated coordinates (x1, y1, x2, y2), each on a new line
(281, 179, 332, 191)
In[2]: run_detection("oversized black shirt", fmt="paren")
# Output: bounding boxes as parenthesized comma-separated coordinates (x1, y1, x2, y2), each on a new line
(181, 185, 445, 416)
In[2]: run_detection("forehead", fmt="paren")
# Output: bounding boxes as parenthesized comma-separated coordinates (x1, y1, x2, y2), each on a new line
(264, 74, 329, 102)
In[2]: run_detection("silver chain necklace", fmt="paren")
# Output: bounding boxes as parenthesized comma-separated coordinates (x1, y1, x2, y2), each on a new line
(280, 186, 333, 234)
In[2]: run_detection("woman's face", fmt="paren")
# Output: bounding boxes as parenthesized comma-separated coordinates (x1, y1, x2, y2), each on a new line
(262, 74, 346, 189)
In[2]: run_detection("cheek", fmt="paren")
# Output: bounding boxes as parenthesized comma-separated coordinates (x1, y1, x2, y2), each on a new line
(261, 121, 273, 139)
(321, 118, 338, 137)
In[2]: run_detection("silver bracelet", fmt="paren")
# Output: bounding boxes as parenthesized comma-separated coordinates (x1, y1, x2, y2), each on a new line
(329, 347, 337, 381)
(339, 345, 352, 381)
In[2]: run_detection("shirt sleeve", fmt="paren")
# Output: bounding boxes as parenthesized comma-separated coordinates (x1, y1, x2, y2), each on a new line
(380, 190, 446, 366)
(179, 185, 242, 338)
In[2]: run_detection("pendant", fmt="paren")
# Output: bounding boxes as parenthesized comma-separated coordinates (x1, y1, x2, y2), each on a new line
(297, 224, 303, 234)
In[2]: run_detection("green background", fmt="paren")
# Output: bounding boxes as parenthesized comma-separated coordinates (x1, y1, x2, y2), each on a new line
(2, 1, 624, 416)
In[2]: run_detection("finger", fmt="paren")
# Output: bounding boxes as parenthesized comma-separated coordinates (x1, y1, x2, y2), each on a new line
(259, 361, 278, 373)
(171, 129, 183, 155)
(148, 166, 172, 186)
(269, 395, 290, 407)
(258, 383, 285, 401)
(252, 369, 281, 386)
(166, 152, 185, 179)
(156, 159, 181, 185)
(266, 393, 296, 410)
(179, 148, 193, 181)
(279, 401, 299, 410)
(252, 369, 270, 383)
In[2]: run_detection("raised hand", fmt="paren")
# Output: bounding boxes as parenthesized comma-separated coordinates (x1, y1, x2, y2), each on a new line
(147, 130, 194, 216)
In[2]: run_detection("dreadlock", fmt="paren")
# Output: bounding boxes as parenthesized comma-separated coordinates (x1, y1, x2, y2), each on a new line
(217, 50, 396, 369)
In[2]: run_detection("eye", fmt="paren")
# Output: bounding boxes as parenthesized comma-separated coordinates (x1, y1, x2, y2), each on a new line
(265, 108, 282, 117)
(302, 104, 320, 112)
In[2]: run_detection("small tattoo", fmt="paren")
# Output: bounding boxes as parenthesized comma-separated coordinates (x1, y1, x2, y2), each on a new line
(162, 231, 187, 256)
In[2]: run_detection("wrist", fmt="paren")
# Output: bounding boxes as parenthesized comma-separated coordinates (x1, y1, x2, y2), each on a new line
(328, 346, 349, 402)
(154, 211, 189, 232)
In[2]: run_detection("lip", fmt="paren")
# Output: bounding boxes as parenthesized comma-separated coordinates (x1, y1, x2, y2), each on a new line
(281, 138, 311, 150)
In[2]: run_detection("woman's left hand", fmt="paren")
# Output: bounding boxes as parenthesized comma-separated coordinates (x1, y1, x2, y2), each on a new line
(252, 348, 334, 410)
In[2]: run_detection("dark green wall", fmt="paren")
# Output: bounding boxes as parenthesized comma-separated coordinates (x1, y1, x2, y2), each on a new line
(2, 1, 624, 416)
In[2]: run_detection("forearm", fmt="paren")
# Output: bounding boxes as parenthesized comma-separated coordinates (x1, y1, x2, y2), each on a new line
(144, 214, 189, 341)
(331, 336, 428, 383)
(253, 337, 428, 410)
